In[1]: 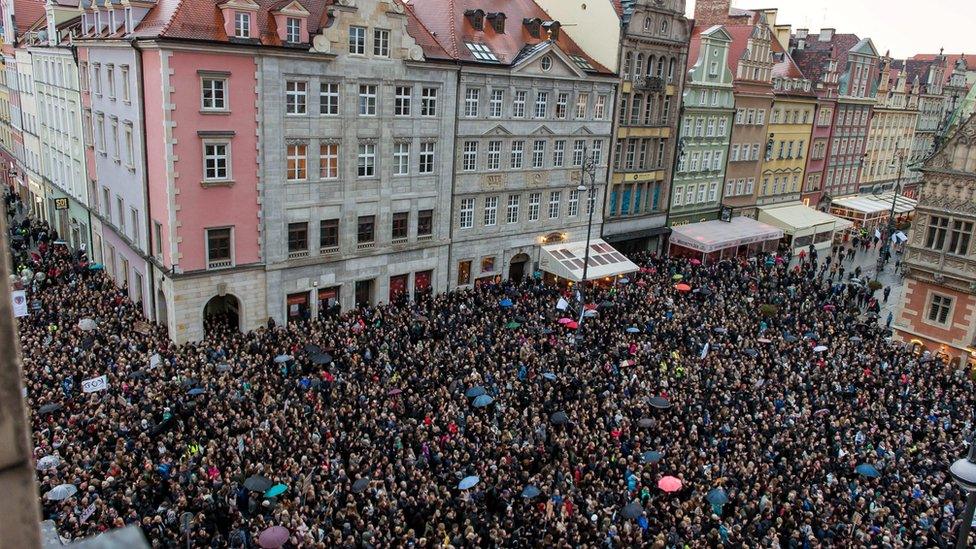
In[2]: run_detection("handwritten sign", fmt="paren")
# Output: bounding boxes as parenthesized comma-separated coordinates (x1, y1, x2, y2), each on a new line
(82, 375, 109, 393)
(10, 290, 27, 317)
(80, 502, 96, 523)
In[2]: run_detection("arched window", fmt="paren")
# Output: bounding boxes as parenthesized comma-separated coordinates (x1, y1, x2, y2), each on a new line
(660, 19, 669, 34)
(656, 57, 665, 78)
(643, 17, 651, 31)
(623, 51, 632, 79)
(668, 57, 676, 82)
(634, 53, 644, 81)
(646, 55, 656, 77)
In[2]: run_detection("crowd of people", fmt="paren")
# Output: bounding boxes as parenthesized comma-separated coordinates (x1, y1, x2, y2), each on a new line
(6, 187, 975, 548)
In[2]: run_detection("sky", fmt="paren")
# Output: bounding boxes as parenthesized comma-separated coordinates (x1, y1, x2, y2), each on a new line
(684, 0, 976, 59)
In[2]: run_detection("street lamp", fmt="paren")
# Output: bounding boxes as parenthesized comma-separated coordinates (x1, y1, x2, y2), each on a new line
(878, 149, 906, 265)
(950, 441, 976, 549)
(575, 148, 599, 328)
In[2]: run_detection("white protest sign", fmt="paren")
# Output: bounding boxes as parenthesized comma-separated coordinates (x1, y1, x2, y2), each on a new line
(82, 375, 109, 393)
(11, 290, 28, 317)
(79, 502, 97, 523)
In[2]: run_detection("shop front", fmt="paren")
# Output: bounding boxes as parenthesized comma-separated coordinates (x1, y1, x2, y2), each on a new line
(668, 217, 783, 264)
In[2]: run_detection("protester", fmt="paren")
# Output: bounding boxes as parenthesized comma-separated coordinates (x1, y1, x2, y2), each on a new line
(7, 188, 974, 548)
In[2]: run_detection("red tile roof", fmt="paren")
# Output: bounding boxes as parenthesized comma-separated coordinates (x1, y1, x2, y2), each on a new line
(911, 53, 976, 66)
(12, 0, 48, 34)
(794, 32, 860, 73)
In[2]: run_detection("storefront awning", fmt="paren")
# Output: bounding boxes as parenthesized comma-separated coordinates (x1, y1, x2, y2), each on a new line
(669, 217, 784, 254)
(539, 239, 639, 282)
(830, 192, 918, 216)
(758, 203, 852, 236)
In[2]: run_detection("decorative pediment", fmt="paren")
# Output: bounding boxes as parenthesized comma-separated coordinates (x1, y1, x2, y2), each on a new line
(482, 124, 513, 137)
(530, 125, 554, 136)
(572, 126, 594, 136)
(511, 42, 587, 79)
(273, 1, 310, 16)
(219, 0, 260, 12)
(310, 0, 422, 61)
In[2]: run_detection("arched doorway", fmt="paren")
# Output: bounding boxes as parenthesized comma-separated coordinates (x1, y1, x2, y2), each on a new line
(203, 294, 241, 335)
(509, 253, 530, 281)
(156, 289, 169, 328)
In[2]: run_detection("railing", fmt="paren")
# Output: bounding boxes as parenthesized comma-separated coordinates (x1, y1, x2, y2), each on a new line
(319, 245, 339, 255)
(288, 250, 309, 259)
(391, 237, 408, 245)
(417, 234, 433, 242)
(356, 241, 375, 250)
(207, 259, 233, 270)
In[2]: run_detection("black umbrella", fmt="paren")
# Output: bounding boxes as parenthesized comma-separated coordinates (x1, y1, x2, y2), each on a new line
(309, 353, 332, 365)
(128, 370, 148, 380)
(38, 403, 62, 415)
(620, 501, 643, 519)
(80, 336, 95, 350)
(598, 301, 614, 310)
(352, 478, 369, 493)
(180, 378, 198, 388)
(244, 475, 274, 493)
(550, 411, 569, 425)
(304, 344, 322, 354)
(637, 418, 654, 428)
(648, 396, 671, 410)
(514, 315, 527, 324)
(216, 363, 232, 373)
(743, 348, 758, 357)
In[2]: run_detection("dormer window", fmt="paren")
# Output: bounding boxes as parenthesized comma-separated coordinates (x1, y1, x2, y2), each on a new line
(235, 12, 251, 38)
(524, 18, 541, 38)
(487, 12, 505, 33)
(286, 17, 300, 43)
(124, 8, 132, 34)
(541, 21, 560, 40)
(465, 10, 485, 31)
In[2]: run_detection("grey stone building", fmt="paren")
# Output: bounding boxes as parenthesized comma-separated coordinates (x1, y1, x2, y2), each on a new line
(408, 2, 617, 287)
(259, 0, 457, 322)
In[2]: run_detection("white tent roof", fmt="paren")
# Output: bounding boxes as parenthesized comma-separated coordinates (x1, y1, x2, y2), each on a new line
(539, 239, 638, 282)
(758, 204, 853, 234)
(831, 192, 918, 216)
(669, 217, 784, 254)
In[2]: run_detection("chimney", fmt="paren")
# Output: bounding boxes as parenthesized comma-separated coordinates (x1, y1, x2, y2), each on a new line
(796, 28, 808, 40)
(819, 28, 834, 41)
(796, 38, 805, 51)
(693, 0, 731, 27)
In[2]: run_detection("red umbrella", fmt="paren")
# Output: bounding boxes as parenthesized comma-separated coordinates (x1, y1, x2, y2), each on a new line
(258, 526, 290, 548)
(674, 283, 692, 292)
(565, 321, 579, 329)
(557, 317, 573, 324)
(658, 476, 682, 493)
(584, 303, 598, 310)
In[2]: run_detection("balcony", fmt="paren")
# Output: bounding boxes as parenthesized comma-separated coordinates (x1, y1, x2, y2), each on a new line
(288, 250, 309, 260)
(417, 234, 433, 242)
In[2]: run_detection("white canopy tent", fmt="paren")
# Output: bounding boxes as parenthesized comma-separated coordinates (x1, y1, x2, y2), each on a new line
(758, 203, 853, 251)
(830, 192, 918, 230)
(539, 239, 639, 282)
(669, 217, 784, 254)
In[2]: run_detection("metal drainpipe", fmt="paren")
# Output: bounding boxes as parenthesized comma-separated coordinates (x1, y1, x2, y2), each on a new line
(445, 59, 461, 290)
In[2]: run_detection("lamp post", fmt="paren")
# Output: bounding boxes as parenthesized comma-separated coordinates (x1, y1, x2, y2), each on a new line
(576, 148, 599, 328)
(879, 150, 905, 265)
(950, 441, 976, 549)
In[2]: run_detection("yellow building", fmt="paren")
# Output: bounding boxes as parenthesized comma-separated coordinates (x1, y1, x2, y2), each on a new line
(757, 44, 816, 206)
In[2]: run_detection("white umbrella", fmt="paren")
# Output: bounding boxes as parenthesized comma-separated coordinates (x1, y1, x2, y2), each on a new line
(813, 345, 828, 353)
(37, 455, 61, 471)
(78, 318, 97, 331)
(45, 483, 78, 501)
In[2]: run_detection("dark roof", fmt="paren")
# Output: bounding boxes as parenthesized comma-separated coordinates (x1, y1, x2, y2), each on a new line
(790, 49, 832, 85)
(795, 31, 860, 72)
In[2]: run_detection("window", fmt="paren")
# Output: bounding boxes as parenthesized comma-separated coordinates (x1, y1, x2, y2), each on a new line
(462, 141, 478, 171)
(207, 227, 232, 268)
(568, 189, 580, 217)
(393, 142, 410, 175)
(556, 92, 568, 119)
(123, 124, 134, 166)
(419, 142, 435, 173)
(591, 140, 603, 165)
(534, 91, 548, 118)
(506, 194, 520, 223)
(548, 191, 560, 219)
(513, 91, 527, 117)
(418, 210, 433, 237)
(486, 140, 501, 170)
(465, 42, 499, 61)
(708, 182, 718, 202)
(320, 82, 339, 115)
(717, 118, 727, 136)
(464, 88, 480, 117)
(286, 81, 307, 115)
(528, 192, 541, 221)
(203, 142, 230, 181)
(117, 196, 125, 232)
(103, 187, 112, 218)
(373, 29, 390, 56)
(489, 90, 503, 117)
(553, 140, 565, 167)
(320, 219, 339, 250)
(421, 87, 438, 116)
(285, 17, 301, 43)
(459, 198, 475, 229)
(481, 256, 496, 273)
(201, 78, 226, 111)
(949, 220, 973, 255)
(319, 143, 339, 179)
(573, 140, 585, 166)
(458, 260, 472, 285)
(706, 118, 715, 137)
(286, 142, 307, 181)
(730, 144, 740, 161)
(484, 196, 498, 226)
(695, 118, 704, 137)
(925, 216, 949, 250)
(394, 86, 411, 116)
(359, 84, 377, 116)
(120, 65, 130, 102)
(357, 215, 375, 244)
(594, 95, 607, 119)
(532, 140, 545, 168)
(234, 11, 251, 38)
(154, 221, 163, 256)
(392, 212, 409, 241)
(357, 142, 375, 177)
(927, 294, 953, 325)
(673, 187, 683, 206)
(575, 93, 589, 119)
(349, 26, 366, 54)
(510, 141, 524, 169)
(288, 222, 309, 255)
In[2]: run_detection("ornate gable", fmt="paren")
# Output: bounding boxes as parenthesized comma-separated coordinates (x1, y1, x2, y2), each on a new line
(311, 0, 423, 61)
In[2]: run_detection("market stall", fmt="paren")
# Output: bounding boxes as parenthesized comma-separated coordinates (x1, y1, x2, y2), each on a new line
(668, 217, 783, 264)
(829, 192, 917, 235)
(538, 238, 639, 286)
(758, 203, 854, 254)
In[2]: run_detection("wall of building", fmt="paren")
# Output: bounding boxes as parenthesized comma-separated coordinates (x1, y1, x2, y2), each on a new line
(534, 0, 621, 73)
(757, 96, 814, 206)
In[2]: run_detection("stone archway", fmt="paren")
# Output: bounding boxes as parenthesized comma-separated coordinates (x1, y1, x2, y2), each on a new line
(203, 293, 241, 335)
(508, 253, 531, 281)
(156, 289, 169, 329)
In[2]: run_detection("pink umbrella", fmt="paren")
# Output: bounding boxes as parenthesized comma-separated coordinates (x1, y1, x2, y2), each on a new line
(689, 258, 702, 265)
(658, 476, 682, 493)
(258, 526, 290, 548)
(557, 317, 573, 324)
(565, 321, 579, 329)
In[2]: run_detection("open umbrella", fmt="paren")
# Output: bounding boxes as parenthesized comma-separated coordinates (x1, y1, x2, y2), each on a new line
(855, 463, 881, 478)
(626, 327, 640, 333)
(550, 411, 569, 425)
(706, 488, 729, 505)
(757, 338, 772, 344)
(637, 418, 654, 428)
(803, 331, 818, 340)
(743, 348, 758, 357)
(37, 455, 61, 471)
(351, 478, 370, 493)
(387, 388, 402, 396)
(583, 309, 599, 318)
(187, 387, 207, 396)
(658, 476, 682, 493)
(273, 354, 292, 364)
(309, 353, 332, 365)
(697, 287, 713, 296)
(304, 344, 321, 354)
(472, 394, 494, 408)
(216, 363, 232, 373)
(648, 396, 671, 409)
(641, 451, 663, 464)
(521, 485, 541, 498)
(542, 372, 557, 381)
(564, 321, 579, 330)
(514, 315, 527, 323)
(258, 526, 290, 549)
(78, 318, 96, 331)
(38, 403, 62, 415)
(264, 483, 288, 498)
(713, 327, 727, 334)
(80, 336, 95, 351)
(598, 300, 615, 310)
(87, 263, 104, 271)
(813, 345, 828, 353)
(128, 370, 148, 380)
(499, 298, 513, 308)
(557, 317, 573, 325)
(674, 283, 692, 292)
(783, 334, 798, 343)
(244, 475, 274, 493)
(505, 321, 522, 329)
(458, 476, 480, 490)
(45, 484, 78, 501)
(672, 274, 683, 281)
(850, 336, 863, 342)
(620, 501, 643, 519)
(618, 278, 630, 284)
(689, 258, 702, 266)
(466, 386, 486, 398)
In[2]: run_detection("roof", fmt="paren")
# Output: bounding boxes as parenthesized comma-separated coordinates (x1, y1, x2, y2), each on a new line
(758, 204, 852, 235)
(723, 24, 764, 77)
(790, 49, 832, 86)
(685, 24, 732, 72)
(795, 31, 861, 73)
(771, 37, 801, 78)
(539, 239, 638, 282)
(406, 0, 611, 73)
(911, 53, 976, 67)
(903, 58, 940, 92)
(12, 0, 48, 34)
(830, 192, 918, 216)
(669, 216, 784, 254)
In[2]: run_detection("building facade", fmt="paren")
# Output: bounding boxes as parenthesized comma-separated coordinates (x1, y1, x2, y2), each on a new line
(894, 113, 976, 368)
(259, 0, 457, 322)
(904, 54, 947, 191)
(862, 54, 918, 194)
(670, 25, 733, 225)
